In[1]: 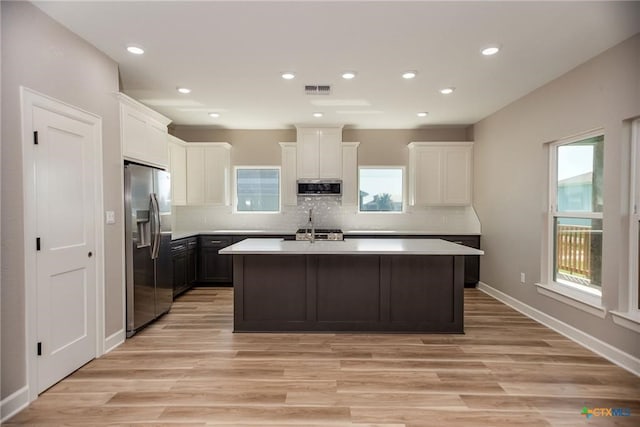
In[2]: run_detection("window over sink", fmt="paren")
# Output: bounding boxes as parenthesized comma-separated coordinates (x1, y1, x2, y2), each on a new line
(234, 167, 280, 213)
(358, 167, 404, 213)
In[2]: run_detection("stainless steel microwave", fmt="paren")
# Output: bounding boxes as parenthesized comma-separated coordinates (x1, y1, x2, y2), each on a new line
(297, 179, 342, 196)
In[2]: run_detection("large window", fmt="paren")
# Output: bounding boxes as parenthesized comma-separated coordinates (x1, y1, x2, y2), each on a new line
(549, 134, 604, 293)
(359, 167, 404, 212)
(235, 167, 280, 212)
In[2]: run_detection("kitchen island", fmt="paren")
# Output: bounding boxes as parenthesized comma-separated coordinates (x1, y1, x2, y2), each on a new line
(219, 238, 484, 333)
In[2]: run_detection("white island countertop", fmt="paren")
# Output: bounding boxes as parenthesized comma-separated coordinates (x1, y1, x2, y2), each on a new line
(219, 238, 484, 256)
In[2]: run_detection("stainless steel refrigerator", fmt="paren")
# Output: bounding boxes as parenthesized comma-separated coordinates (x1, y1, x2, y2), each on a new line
(125, 162, 173, 337)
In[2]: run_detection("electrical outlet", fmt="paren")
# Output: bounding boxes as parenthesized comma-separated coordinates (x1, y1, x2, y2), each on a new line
(105, 210, 116, 225)
(520, 272, 526, 284)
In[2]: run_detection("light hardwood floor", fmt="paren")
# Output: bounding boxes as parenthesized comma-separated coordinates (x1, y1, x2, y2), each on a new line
(6, 288, 639, 426)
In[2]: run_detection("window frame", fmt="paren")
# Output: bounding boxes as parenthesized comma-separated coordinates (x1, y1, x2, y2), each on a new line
(611, 119, 640, 331)
(357, 166, 406, 214)
(629, 119, 640, 315)
(232, 165, 281, 214)
(546, 130, 604, 297)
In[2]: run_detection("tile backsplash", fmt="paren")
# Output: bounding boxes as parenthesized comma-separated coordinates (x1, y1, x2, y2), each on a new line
(174, 198, 480, 234)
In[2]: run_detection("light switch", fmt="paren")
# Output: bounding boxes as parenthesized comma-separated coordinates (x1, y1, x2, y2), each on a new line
(105, 210, 116, 225)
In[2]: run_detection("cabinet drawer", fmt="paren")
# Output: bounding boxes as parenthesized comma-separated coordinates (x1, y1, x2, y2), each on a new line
(199, 236, 233, 248)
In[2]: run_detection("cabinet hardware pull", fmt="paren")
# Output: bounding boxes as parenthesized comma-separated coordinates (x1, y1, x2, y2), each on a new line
(210, 240, 223, 244)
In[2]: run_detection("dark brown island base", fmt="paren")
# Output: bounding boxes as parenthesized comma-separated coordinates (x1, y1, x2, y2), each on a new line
(219, 238, 484, 333)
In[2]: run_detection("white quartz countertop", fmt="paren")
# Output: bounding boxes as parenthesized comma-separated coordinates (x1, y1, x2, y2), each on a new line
(343, 230, 481, 236)
(219, 238, 484, 256)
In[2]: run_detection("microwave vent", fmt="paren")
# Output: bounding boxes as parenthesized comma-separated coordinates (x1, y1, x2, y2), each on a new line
(305, 85, 331, 95)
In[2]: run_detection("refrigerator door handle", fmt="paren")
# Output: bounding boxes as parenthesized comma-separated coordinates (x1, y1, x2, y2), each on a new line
(148, 194, 156, 258)
(151, 193, 161, 260)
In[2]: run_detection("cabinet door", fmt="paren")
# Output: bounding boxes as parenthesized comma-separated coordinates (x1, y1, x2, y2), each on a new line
(318, 128, 343, 178)
(443, 147, 472, 205)
(172, 251, 187, 297)
(296, 128, 320, 178)
(341, 142, 359, 205)
(280, 143, 297, 206)
(168, 138, 187, 206)
(198, 236, 233, 284)
(204, 146, 230, 205)
(413, 147, 442, 205)
(186, 146, 205, 205)
(186, 247, 197, 285)
(121, 104, 148, 163)
(146, 119, 169, 168)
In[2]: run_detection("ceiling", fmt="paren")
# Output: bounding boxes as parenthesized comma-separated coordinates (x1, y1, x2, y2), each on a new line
(34, 1, 640, 130)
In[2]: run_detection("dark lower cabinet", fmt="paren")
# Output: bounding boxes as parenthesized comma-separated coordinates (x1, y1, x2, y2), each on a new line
(344, 234, 481, 288)
(171, 237, 198, 297)
(196, 234, 295, 286)
(198, 236, 234, 285)
(186, 240, 197, 286)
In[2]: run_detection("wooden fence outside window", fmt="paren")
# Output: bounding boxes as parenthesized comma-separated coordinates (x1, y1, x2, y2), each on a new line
(556, 224, 591, 279)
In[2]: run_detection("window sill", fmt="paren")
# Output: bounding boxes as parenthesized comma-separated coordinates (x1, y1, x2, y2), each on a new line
(610, 310, 640, 333)
(535, 282, 606, 318)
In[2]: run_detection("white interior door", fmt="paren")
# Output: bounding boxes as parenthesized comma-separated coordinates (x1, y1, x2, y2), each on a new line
(33, 105, 97, 393)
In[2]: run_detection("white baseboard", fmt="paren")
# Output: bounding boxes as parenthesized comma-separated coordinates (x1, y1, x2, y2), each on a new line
(1, 385, 29, 423)
(477, 282, 640, 377)
(104, 328, 125, 354)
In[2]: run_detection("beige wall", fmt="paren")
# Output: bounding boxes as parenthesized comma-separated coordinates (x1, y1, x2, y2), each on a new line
(170, 126, 471, 167)
(473, 34, 640, 358)
(1, 1, 123, 399)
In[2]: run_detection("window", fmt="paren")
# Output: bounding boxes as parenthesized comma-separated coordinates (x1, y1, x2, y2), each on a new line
(549, 134, 604, 293)
(359, 167, 404, 212)
(235, 167, 280, 212)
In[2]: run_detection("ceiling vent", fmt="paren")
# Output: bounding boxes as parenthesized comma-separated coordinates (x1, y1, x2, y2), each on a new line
(305, 85, 331, 95)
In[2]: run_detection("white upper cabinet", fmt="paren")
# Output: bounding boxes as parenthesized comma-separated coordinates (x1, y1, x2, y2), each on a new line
(117, 93, 171, 168)
(185, 143, 231, 206)
(341, 142, 360, 206)
(279, 142, 297, 206)
(168, 135, 187, 206)
(408, 142, 473, 206)
(296, 126, 343, 179)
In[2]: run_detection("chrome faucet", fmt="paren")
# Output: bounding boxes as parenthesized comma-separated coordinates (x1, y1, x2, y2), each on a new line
(307, 208, 315, 243)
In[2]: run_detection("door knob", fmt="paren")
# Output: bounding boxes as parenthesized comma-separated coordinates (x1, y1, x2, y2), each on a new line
(88, 252, 93, 258)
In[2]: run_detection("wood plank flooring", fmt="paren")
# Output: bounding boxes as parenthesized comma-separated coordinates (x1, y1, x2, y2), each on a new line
(6, 288, 639, 426)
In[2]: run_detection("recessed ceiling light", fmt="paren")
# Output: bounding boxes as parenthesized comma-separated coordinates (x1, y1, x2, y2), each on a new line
(313, 112, 323, 118)
(402, 71, 417, 79)
(177, 87, 191, 94)
(208, 112, 220, 118)
(341, 72, 356, 80)
(281, 72, 295, 80)
(481, 45, 500, 56)
(126, 45, 144, 55)
(440, 87, 455, 95)
(417, 112, 428, 117)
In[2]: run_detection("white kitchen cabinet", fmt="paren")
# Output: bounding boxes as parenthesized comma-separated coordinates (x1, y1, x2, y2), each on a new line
(408, 142, 473, 206)
(117, 93, 171, 168)
(279, 142, 297, 206)
(185, 143, 231, 206)
(341, 142, 360, 206)
(296, 126, 343, 179)
(168, 135, 187, 206)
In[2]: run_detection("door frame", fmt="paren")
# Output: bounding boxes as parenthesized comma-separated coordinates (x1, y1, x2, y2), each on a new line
(20, 87, 105, 402)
